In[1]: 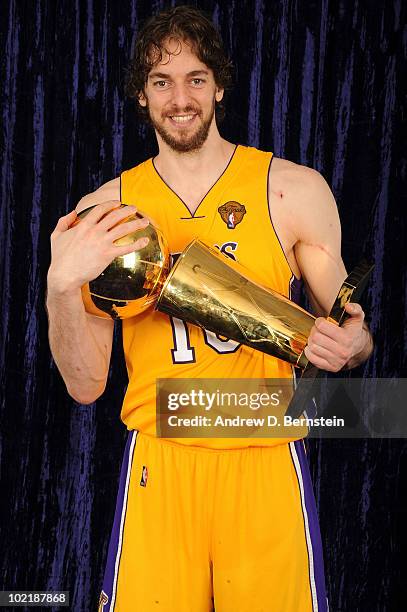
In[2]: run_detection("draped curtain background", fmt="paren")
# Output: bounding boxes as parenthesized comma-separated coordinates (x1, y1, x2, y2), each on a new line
(1, 1, 405, 610)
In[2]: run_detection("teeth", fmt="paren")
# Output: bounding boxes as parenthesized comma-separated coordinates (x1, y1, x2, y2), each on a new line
(170, 115, 195, 123)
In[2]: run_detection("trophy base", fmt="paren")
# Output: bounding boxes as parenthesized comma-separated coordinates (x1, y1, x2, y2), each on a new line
(284, 260, 374, 419)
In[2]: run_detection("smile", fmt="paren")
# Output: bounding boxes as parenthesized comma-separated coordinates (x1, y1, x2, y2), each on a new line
(168, 114, 197, 124)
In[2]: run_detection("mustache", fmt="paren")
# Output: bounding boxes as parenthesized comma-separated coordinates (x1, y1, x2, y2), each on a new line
(162, 106, 202, 117)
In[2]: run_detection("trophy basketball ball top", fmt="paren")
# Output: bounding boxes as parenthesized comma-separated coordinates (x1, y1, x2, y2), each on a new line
(72, 204, 170, 320)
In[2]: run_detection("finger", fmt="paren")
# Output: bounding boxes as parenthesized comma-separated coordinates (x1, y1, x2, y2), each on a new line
(313, 317, 344, 342)
(303, 345, 339, 371)
(79, 200, 122, 225)
(111, 236, 150, 256)
(52, 210, 78, 235)
(107, 217, 149, 242)
(308, 327, 340, 354)
(305, 342, 342, 369)
(97, 205, 140, 232)
(309, 322, 353, 360)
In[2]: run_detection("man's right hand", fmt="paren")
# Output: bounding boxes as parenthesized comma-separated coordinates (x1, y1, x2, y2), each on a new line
(47, 201, 150, 295)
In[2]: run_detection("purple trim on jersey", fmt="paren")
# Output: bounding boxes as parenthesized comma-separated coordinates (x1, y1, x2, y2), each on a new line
(290, 275, 302, 305)
(289, 440, 328, 612)
(266, 156, 303, 288)
(101, 430, 138, 611)
(151, 143, 238, 218)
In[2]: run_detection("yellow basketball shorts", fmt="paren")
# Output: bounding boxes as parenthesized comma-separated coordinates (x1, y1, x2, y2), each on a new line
(99, 431, 328, 611)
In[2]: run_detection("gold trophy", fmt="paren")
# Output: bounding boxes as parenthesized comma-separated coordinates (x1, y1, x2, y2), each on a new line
(156, 240, 372, 368)
(155, 240, 373, 417)
(75, 207, 372, 417)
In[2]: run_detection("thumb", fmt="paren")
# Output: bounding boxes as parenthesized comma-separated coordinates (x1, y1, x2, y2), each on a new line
(344, 302, 365, 323)
(53, 210, 78, 234)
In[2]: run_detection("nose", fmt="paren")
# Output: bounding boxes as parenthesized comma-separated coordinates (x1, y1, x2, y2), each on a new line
(170, 83, 192, 110)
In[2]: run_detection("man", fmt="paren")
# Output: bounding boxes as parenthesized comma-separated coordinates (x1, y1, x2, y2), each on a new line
(46, 6, 372, 611)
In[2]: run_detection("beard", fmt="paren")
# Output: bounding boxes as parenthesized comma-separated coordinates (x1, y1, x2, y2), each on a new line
(148, 102, 215, 153)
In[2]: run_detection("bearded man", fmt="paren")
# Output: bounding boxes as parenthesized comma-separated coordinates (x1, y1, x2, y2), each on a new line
(47, 6, 372, 611)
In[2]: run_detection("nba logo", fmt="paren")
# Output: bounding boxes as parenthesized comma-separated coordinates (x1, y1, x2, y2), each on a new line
(227, 211, 236, 229)
(140, 465, 148, 487)
(218, 201, 246, 229)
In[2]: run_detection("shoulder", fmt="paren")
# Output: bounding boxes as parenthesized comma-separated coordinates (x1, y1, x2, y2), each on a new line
(269, 156, 340, 241)
(76, 177, 121, 213)
(270, 156, 331, 198)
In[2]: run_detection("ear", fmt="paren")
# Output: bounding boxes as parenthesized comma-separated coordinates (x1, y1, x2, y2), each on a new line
(138, 91, 147, 107)
(215, 87, 224, 103)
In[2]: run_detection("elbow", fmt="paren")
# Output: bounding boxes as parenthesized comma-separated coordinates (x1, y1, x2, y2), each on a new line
(67, 384, 106, 405)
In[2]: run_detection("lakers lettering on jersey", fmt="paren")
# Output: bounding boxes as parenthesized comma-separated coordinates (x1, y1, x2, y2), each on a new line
(120, 144, 306, 448)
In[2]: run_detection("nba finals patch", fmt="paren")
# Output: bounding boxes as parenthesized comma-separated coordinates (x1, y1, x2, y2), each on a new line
(218, 201, 246, 229)
(140, 465, 149, 487)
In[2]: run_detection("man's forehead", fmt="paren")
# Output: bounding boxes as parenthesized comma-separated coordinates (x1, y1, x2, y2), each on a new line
(147, 37, 209, 74)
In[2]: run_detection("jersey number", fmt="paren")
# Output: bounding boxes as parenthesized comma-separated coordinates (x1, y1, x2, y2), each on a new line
(170, 317, 240, 363)
(169, 244, 240, 363)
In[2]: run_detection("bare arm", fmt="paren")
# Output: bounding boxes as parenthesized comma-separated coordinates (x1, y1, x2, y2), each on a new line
(279, 167, 373, 370)
(46, 178, 148, 403)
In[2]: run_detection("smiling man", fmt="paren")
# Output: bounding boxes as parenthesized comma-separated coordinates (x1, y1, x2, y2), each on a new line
(46, 5, 373, 612)
(140, 46, 221, 152)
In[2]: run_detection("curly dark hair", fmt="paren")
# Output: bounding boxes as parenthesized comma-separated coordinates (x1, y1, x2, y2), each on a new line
(125, 5, 233, 122)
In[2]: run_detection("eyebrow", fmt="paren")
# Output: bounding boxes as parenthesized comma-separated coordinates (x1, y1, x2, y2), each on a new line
(148, 69, 209, 79)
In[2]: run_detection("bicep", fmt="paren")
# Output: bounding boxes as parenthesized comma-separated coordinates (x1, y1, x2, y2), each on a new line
(294, 172, 347, 316)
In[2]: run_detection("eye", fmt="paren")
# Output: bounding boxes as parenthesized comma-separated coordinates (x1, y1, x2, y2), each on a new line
(191, 78, 205, 85)
(154, 80, 168, 88)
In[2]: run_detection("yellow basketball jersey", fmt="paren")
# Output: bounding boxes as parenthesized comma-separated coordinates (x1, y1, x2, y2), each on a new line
(120, 145, 305, 448)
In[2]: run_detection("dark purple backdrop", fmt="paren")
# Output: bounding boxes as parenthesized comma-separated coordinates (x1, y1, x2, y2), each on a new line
(0, 1, 406, 611)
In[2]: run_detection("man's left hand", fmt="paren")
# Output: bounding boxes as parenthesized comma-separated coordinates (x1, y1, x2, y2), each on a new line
(303, 303, 368, 371)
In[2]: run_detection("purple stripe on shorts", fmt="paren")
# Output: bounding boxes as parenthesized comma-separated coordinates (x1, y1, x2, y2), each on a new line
(290, 440, 328, 612)
(100, 430, 138, 611)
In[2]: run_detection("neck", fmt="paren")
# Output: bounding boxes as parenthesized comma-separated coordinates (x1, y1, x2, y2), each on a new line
(153, 122, 236, 184)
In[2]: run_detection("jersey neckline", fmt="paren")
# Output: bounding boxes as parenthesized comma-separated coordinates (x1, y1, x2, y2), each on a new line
(149, 144, 242, 218)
